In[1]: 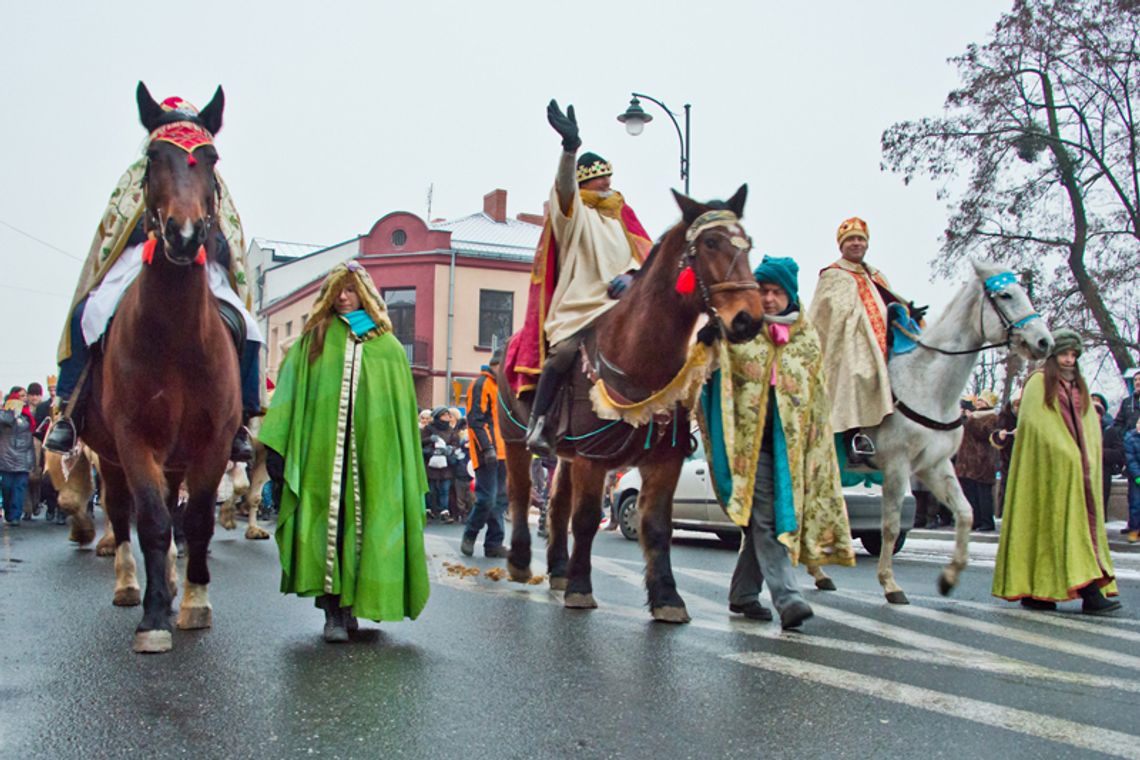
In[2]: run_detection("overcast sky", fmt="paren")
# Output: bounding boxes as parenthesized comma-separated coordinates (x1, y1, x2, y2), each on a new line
(2, 1, 1037, 395)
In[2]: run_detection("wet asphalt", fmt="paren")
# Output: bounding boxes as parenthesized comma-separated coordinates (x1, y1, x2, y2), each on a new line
(1, 515, 1137, 760)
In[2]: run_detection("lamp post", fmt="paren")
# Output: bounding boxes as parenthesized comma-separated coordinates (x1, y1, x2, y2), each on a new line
(617, 93, 691, 195)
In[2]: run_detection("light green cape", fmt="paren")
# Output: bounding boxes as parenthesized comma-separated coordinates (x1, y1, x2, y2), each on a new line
(697, 314, 855, 568)
(992, 372, 1117, 601)
(260, 317, 430, 621)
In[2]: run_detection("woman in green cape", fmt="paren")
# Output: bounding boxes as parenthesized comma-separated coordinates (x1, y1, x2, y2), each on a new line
(260, 261, 430, 642)
(992, 329, 1119, 615)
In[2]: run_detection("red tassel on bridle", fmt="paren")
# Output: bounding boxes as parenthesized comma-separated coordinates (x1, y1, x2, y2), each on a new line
(141, 237, 157, 265)
(186, 154, 198, 167)
(675, 266, 696, 295)
(194, 245, 207, 265)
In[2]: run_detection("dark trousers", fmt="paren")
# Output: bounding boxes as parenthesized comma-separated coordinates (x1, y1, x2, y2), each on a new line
(1, 472, 30, 523)
(427, 478, 452, 516)
(959, 477, 995, 530)
(464, 460, 507, 549)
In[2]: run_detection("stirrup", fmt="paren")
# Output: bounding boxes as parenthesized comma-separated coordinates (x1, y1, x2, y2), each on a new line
(44, 417, 78, 454)
(850, 432, 876, 457)
(525, 415, 554, 457)
(230, 426, 254, 463)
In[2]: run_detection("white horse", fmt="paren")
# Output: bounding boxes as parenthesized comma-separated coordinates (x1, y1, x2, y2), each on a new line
(807, 260, 1053, 603)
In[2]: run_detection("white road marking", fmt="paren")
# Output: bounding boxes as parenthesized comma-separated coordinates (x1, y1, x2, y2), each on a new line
(725, 653, 1140, 760)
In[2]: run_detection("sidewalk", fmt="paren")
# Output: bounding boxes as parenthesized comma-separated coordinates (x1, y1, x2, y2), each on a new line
(910, 519, 1140, 554)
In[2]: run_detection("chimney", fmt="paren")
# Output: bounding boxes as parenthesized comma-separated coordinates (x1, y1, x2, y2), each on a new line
(483, 189, 508, 223)
(516, 212, 545, 227)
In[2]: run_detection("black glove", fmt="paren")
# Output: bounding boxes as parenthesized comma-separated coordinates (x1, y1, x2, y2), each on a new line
(906, 301, 928, 324)
(696, 319, 723, 346)
(547, 99, 581, 152)
(607, 273, 633, 299)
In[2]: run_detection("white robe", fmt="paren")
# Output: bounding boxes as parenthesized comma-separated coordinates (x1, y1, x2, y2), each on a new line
(82, 242, 264, 348)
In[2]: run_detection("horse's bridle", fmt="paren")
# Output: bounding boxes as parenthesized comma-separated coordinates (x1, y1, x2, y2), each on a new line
(141, 130, 221, 267)
(914, 271, 1041, 356)
(681, 210, 759, 318)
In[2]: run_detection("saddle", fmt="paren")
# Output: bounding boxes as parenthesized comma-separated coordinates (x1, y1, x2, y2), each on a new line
(536, 330, 695, 462)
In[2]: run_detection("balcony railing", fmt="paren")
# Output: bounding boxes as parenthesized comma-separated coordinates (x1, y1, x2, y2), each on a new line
(400, 338, 430, 369)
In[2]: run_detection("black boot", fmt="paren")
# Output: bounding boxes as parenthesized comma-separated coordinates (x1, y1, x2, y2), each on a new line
(230, 425, 253, 463)
(44, 417, 77, 454)
(1078, 584, 1121, 615)
(525, 415, 554, 458)
(317, 594, 349, 643)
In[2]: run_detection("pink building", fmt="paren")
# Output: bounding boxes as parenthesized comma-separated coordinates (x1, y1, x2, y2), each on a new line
(258, 190, 543, 409)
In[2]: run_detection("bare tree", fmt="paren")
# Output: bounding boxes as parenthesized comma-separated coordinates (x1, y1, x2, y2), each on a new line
(882, 0, 1140, 373)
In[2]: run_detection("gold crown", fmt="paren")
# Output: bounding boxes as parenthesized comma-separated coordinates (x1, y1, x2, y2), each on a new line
(836, 217, 869, 245)
(576, 159, 613, 184)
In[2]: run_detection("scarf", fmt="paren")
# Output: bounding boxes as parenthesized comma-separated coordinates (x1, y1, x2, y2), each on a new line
(343, 309, 378, 338)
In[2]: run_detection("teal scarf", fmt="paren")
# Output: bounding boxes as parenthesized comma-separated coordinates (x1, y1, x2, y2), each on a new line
(343, 309, 377, 337)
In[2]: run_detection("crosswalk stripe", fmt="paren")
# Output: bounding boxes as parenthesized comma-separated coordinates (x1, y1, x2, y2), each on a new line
(726, 653, 1140, 759)
(840, 596, 1140, 671)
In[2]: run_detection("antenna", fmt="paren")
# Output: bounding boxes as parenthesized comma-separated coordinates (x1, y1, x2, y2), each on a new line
(426, 183, 434, 219)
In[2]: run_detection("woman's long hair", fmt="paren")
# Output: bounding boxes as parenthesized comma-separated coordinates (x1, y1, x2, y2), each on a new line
(300, 262, 391, 364)
(1041, 354, 1090, 411)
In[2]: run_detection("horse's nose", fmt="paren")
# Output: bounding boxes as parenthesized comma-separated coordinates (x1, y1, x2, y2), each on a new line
(1037, 336, 1052, 354)
(163, 216, 199, 245)
(729, 311, 760, 341)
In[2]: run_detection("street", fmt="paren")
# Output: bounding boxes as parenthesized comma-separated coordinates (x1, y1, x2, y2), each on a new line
(2, 515, 1138, 760)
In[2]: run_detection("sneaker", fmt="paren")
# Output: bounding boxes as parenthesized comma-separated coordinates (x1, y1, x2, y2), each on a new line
(729, 601, 773, 621)
(779, 599, 814, 629)
(1128, 531, 1140, 544)
(484, 545, 510, 559)
(460, 535, 475, 557)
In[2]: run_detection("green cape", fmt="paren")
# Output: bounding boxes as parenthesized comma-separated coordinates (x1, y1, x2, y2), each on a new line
(992, 372, 1116, 601)
(260, 317, 430, 621)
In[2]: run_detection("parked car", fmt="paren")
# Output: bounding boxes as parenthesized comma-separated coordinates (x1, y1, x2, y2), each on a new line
(613, 438, 916, 555)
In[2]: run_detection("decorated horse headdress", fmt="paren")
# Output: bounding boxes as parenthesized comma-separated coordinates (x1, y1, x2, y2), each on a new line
(304, 260, 392, 335)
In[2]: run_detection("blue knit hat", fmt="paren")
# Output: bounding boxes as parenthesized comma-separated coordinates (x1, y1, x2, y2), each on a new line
(752, 256, 799, 306)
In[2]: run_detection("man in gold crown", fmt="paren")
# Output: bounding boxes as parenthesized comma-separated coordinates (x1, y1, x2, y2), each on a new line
(808, 217, 925, 464)
(506, 100, 652, 456)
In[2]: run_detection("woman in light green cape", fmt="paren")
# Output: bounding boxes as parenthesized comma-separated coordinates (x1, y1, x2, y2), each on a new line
(992, 329, 1119, 614)
(260, 261, 430, 641)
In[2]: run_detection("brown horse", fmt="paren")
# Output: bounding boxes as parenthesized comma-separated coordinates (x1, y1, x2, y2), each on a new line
(498, 187, 764, 622)
(78, 82, 241, 653)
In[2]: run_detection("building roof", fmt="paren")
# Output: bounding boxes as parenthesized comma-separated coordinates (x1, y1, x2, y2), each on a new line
(251, 237, 325, 262)
(430, 212, 541, 258)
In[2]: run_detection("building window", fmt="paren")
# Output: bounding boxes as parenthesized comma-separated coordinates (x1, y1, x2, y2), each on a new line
(391, 228, 407, 247)
(383, 288, 416, 345)
(285, 320, 292, 337)
(479, 290, 513, 348)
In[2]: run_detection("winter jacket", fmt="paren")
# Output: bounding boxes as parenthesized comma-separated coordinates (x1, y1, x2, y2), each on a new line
(955, 410, 1001, 483)
(466, 369, 504, 469)
(0, 409, 35, 472)
(420, 421, 459, 482)
(1124, 429, 1140, 482)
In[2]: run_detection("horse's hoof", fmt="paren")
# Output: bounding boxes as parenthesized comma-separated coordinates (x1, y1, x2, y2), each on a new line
(132, 629, 172, 654)
(95, 539, 115, 557)
(70, 523, 95, 546)
(815, 578, 837, 591)
(885, 591, 910, 605)
(176, 605, 213, 630)
(244, 526, 270, 540)
(548, 576, 568, 591)
(937, 574, 955, 597)
(507, 563, 532, 583)
(113, 587, 141, 607)
(564, 592, 598, 609)
(651, 605, 691, 624)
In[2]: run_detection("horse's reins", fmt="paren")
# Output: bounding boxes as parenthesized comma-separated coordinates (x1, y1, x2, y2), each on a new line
(894, 271, 1041, 430)
(913, 271, 1041, 356)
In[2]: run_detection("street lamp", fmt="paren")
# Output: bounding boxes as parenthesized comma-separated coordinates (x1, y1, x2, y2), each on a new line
(617, 93, 691, 195)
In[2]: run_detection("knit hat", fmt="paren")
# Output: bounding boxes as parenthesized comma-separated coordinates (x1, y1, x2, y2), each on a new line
(752, 255, 799, 307)
(836, 217, 869, 246)
(431, 406, 450, 420)
(576, 152, 612, 184)
(1050, 328, 1083, 357)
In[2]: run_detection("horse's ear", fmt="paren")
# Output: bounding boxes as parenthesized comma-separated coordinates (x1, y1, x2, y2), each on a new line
(727, 184, 747, 219)
(971, 258, 1002, 279)
(137, 81, 164, 133)
(672, 188, 704, 224)
(198, 86, 225, 136)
